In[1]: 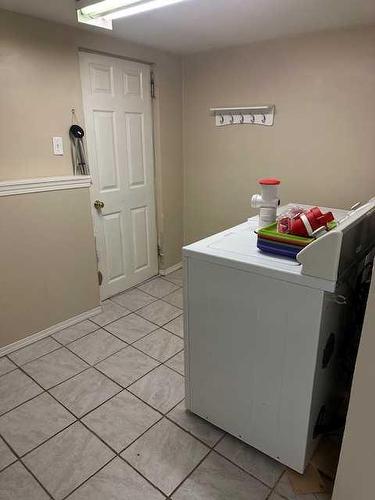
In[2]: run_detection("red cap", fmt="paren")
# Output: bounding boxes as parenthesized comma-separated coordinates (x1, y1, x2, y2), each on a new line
(259, 178, 281, 185)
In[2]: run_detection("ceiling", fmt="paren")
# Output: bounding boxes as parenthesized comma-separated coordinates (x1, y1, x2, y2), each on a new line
(1, 0, 375, 54)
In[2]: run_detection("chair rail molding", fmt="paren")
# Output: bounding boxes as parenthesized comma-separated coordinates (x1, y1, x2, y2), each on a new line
(0, 175, 91, 197)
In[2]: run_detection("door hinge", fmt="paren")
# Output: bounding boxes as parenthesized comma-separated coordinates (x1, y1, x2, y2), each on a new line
(98, 270, 103, 286)
(157, 244, 162, 257)
(150, 71, 155, 99)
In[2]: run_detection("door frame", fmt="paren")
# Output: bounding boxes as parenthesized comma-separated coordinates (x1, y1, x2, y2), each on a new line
(78, 48, 162, 300)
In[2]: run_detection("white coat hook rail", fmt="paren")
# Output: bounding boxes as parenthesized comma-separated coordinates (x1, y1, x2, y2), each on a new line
(210, 105, 275, 127)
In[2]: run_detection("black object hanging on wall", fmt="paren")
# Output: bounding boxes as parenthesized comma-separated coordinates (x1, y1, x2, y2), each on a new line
(70, 122, 89, 176)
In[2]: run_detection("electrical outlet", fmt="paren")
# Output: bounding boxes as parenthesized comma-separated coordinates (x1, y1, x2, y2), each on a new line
(52, 137, 64, 156)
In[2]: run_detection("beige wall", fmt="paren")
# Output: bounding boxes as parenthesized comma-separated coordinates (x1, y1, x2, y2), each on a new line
(333, 269, 375, 500)
(0, 8, 183, 269)
(0, 9, 183, 348)
(0, 189, 99, 348)
(182, 26, 375, 243)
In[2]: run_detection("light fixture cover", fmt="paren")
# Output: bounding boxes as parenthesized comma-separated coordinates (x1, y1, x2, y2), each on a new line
(77, 0, 187, 29)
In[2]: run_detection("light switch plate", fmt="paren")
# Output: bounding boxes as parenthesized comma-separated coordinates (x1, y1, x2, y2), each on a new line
(52, 137, 64, 156)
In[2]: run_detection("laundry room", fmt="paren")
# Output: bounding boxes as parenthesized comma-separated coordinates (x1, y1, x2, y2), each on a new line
(0, 1, 374, 499)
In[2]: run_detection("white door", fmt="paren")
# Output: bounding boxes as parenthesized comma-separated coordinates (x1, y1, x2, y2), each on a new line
(79, 51, 158, 299)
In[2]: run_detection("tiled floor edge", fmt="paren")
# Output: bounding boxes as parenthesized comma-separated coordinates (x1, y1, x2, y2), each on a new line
(0, 306, 103, 358)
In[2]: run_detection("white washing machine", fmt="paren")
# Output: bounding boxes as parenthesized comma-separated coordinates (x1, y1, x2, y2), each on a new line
(183, 201, 375, 473)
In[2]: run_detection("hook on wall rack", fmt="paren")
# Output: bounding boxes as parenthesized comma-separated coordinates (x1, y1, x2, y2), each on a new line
(210, 105, 275, 127)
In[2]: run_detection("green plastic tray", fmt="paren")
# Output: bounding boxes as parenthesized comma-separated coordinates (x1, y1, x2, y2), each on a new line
(256, 221, 336, 247)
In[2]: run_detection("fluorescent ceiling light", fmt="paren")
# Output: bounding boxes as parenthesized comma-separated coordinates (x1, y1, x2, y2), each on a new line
(77, 0, 188, 29)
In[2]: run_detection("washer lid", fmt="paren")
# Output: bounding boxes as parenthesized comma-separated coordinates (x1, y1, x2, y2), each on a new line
(183, 204, 349, 292)
(208, 228, 300, 269)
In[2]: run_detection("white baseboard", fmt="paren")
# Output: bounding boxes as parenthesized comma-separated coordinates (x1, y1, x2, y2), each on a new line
(159, 262, 182, 276)
(0, 306, 102, 357)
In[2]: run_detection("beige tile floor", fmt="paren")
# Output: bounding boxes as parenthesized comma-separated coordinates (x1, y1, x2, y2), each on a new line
(0, 269, 331, 500)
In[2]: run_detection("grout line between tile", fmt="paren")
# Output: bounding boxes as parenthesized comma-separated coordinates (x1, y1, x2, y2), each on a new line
(212, 445, 280, 491)
(0, 384, 119, 498)
(2, 278, 261, 499)
(89, 301, 132, 328)
(116, 335, 184, 367)
(52, 324, 102, 347)
(0, 331, 99, 374)
(89, 312, 131, 329)
(52, 325, 115, 349)
(60, 454, 116, 500)
(1, 344, 185, 458)
(2, 319, 172, 407)
(19, 345, 88, 371)
(107, 284, 160, 311)
(1, 348, 275, 500)
(0, 277, 185, 498)
(118, 455, 169, 499)
(137, 278, 182, 297)
(96, 409, 164, 455)
(0, 388, 46, 420)
(0, 434, 55, 499)
(265, 470, 290, 500)
(0, 411, 77, 462)
(57, 388, 223, 500)
(48, 361, 118, 393)
(6, 343, 63, 370)
(5, 344, 63, 370)
(93, 357, 161, 391)
(62, 335, 128, 367)
(0, 276, 181, 373)
(101, 313, 183, 346)
(1, 275, 287, 500)
(126, 278, 182, 299)
(265, 488, 276, 499)
(0, 362, 88, 419)
(132, 304, 183, 326)
(57, 333, 184, 387)
(91, 283, 183, 336)
(162, 410, 226, 454)
(158, 274, 183, 287)
(167, 447, 213, 498)
(84, 318, 183, 368)
(101, 322, 159, 344)
(48, 380, 123, 420)
(52, 396, 171, 498)
(20, 357, 90, 390)
(0, 458, 18, 476)
(19, 458, 55, 499)
(136, 319, 183, 341)
(0, 359, 17, 380)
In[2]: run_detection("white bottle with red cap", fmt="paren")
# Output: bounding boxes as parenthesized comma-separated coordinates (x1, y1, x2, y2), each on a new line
(251, 178, 281, 228)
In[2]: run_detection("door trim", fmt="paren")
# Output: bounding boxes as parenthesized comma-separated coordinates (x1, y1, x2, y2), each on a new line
(79, 51, 159, 299)
(79, 47, 153, 67)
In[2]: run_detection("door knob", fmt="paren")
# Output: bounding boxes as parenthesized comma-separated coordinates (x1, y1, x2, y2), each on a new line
(94, 200, 105, 210)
